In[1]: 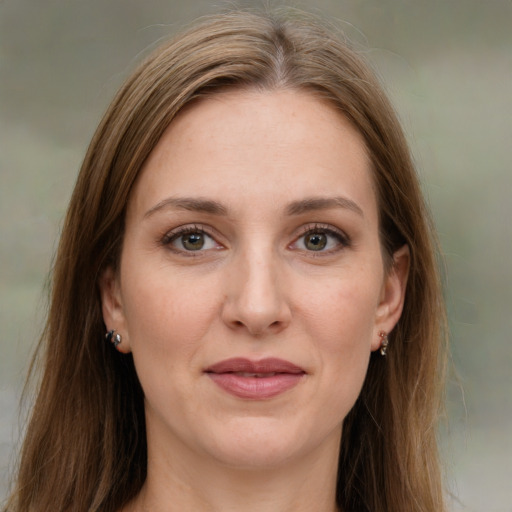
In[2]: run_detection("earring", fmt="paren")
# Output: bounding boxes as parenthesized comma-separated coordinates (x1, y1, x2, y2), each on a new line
(379, 331, 389, 356)
(105, 329, 122, 347)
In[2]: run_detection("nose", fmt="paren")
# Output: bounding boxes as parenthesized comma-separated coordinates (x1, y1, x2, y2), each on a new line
(221, 247, 291, 336)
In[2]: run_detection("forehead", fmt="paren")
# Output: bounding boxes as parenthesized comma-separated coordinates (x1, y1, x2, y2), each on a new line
(129, 89, 376, 222)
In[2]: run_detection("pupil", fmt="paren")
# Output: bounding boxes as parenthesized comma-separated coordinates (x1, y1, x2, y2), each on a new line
(306, 233, 327, 251)
(183, 233, 204, 250)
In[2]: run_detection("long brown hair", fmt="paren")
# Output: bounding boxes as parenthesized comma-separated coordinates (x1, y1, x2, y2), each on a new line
(6, 8, 447, 512)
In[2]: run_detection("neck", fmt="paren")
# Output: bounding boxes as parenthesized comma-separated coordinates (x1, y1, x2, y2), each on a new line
(125, 433, 341, 512)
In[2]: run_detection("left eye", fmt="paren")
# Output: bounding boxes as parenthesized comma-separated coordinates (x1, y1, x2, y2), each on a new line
(167, 230, 219, 252)
(292, 228, 348, 252)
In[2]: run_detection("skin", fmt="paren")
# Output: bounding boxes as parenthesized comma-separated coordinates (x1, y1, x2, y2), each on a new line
(100, 89, 409, 512)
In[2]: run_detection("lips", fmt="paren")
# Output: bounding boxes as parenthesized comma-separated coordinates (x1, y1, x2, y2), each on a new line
(205, 357, 306, 399)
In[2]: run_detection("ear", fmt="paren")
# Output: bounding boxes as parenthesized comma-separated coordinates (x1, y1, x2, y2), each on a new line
(98, 266, 131, 353)
(372, 245, 410, 351)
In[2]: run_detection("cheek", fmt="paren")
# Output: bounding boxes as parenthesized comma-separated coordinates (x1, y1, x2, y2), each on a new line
(304, 274, 380, 344)
(118, 266, 223, 416)
(298, 269, 381, 390)
(120, 262, 222, 355)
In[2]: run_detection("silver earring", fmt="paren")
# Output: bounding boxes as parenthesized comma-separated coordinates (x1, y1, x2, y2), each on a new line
(379, 331, 389, 356)
(105, 329, 122, 347)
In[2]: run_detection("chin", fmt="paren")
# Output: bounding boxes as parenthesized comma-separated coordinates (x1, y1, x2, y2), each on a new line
(202, 416, 332, 470)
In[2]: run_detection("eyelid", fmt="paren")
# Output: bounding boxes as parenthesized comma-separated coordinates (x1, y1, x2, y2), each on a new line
(161, 223, 224, 254)
(290, 223, 351, 253)
(159, 222, 350, 256)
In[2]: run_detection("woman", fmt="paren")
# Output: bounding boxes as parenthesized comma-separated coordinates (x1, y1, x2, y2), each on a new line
(6, 8, 447, 512)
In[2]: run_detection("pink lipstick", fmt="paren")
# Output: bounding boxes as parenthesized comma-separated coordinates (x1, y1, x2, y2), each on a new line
(205, 357, 305, 400)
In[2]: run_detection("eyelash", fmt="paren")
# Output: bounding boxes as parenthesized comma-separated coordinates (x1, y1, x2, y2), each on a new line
(160, 223, 350, 256)
(161, 224, 220, 256)
(292, 223, 351, 254)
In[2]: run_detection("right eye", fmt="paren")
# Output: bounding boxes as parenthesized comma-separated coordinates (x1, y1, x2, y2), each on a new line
(163, 226, 222, 253)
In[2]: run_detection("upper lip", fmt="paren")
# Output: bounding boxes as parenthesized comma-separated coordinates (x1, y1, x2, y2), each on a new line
(205, 357, 306, 374)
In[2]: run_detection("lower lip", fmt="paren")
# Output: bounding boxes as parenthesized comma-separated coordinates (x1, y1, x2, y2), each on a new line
(207, 373, 304, 399)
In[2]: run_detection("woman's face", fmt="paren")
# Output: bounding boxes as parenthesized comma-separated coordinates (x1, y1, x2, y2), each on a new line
(101, 90, 408, 471)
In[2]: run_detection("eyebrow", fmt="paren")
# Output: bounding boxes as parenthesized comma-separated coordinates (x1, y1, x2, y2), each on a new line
(144, 195, 363, 219)
(285, 196, 364, 217)
(144, 197, 228, 218)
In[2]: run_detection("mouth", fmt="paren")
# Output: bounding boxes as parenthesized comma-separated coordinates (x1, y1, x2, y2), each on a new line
(204, 357, 306, 400)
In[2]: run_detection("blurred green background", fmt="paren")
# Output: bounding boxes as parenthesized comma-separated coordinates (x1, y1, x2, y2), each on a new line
(1, 0, 511, 509)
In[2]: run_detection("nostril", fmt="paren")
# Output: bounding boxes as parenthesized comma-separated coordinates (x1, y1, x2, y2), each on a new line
(221, 285, 292, 335)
